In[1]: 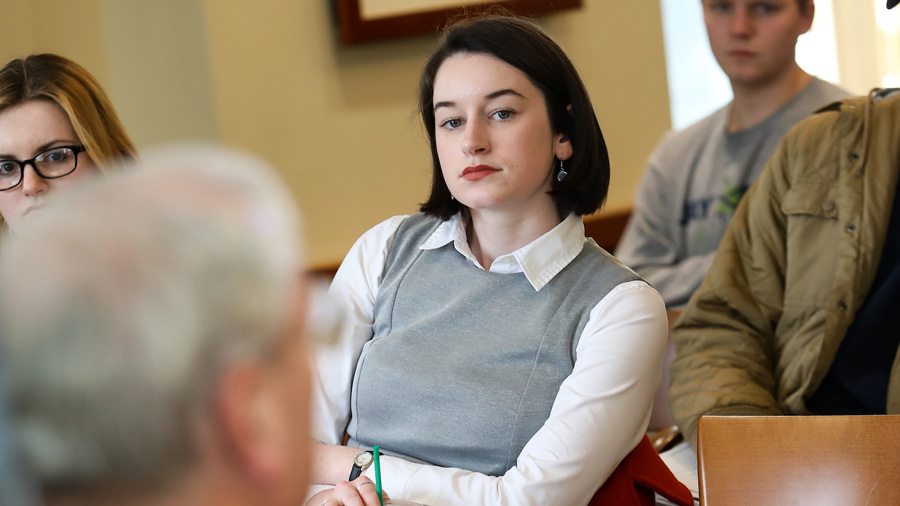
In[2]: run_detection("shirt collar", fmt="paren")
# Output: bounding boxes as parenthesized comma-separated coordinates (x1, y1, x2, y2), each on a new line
(419, 213, 586, 291)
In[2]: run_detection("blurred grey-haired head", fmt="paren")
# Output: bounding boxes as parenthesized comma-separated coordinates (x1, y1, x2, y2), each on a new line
(0, 145, 305, 495)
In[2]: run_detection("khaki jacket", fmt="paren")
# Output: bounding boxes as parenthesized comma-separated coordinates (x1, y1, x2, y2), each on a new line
(669, 91, 900, 448)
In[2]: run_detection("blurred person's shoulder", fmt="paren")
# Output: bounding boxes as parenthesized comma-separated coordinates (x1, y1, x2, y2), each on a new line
(786, 89, 899, 146)
(805, 88, 900, 123)
(649, 105, 730, 173)
(772, 90, 900, 183)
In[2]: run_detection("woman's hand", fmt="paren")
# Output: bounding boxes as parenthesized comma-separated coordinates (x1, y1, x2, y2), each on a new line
(308, 476, 391, 506)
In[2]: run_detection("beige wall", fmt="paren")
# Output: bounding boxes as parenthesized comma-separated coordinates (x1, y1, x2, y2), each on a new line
(103, 0, 219, 146)
(0, 0, 218, 158)
(1, 0, 110, 85)
(0, 0, 671, 268)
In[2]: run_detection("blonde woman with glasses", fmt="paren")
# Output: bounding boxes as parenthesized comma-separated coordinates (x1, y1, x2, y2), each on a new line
(0, 53, 135, 235)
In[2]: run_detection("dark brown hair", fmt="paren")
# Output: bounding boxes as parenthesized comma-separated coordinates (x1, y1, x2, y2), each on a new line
(418, 15, 610, 219)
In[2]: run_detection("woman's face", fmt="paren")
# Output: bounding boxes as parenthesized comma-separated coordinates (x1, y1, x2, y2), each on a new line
(432, 53, 572, 217)
(0, 100, 98, 232)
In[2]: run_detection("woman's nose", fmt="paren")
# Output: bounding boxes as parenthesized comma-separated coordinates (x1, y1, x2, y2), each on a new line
(21, 165, 48, 197)
(462, 121, 490, 155)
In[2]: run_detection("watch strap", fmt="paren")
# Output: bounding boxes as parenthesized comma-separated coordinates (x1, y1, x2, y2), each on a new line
(348, 450, 374, 481)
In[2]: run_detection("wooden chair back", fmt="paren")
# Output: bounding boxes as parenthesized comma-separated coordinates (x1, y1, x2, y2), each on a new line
(697, 415, 900, 505)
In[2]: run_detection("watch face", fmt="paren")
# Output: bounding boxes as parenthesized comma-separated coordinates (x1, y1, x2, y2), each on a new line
(354, 451, 374, 467)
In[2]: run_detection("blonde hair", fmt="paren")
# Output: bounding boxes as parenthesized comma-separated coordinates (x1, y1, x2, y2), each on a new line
(0, 54, 136, 165)
(0, 53, 136, 234)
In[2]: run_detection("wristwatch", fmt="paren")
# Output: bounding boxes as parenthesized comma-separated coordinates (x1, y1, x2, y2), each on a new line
(349, 450, 374, 480)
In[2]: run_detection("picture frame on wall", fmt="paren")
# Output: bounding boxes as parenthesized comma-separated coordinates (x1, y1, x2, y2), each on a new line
(333, 0, 582, 44)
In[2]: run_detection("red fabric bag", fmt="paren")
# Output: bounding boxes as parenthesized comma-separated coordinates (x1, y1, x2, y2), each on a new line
(588, 435, 694, 506)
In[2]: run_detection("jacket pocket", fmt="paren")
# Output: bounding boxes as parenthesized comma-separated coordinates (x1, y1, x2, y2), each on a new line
(779, 183, 840, 310)
(780, 184, 840, 219)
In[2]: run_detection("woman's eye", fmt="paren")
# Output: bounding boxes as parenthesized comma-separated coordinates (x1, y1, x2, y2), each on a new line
(0, 162, 18, 175)
(440, 118, 463, 129)
(492, 110, 513, 120)
(43, 150, 68, 163)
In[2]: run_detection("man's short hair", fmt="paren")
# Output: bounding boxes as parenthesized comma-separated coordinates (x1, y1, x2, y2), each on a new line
(0, 146, 304, 494)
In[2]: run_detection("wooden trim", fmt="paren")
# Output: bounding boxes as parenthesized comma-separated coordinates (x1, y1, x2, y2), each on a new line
(308, 263, 340, 280)
(334, 0, 582, 45)
(307, 207, 633, 279)
(584, 208, 632, 253)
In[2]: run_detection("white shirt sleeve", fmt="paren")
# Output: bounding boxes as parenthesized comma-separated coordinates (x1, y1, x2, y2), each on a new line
(369, 280, 668, 506)
(310, 215, 408, 444)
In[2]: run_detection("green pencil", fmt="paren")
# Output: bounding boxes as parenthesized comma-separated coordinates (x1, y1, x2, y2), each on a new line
(373, 445, 383, 506)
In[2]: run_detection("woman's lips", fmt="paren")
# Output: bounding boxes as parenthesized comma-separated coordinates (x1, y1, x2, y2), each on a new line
(462, 164, 499, 181)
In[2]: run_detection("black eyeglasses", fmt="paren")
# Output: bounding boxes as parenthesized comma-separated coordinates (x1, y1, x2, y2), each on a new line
(0, 145, 87, 192)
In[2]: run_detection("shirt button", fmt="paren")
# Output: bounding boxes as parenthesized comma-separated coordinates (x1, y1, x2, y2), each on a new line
(846, 223, 857, 233)
(838, 302, 848, 311)
(822, 200, 836, 212)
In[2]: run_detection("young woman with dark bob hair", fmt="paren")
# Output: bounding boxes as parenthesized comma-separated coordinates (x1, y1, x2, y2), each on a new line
(308, 15, 667, 506)
(0, 53, 135, 236)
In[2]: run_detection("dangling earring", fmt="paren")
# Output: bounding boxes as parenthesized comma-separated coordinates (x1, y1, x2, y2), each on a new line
(557, 159, 568, 182)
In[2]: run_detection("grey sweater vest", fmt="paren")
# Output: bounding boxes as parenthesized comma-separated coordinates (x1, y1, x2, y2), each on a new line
(346, 213, 640, 476)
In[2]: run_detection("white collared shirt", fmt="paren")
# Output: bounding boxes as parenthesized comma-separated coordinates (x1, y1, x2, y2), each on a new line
(311, 213, 667, 506)
(421, 213, 585, 290)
